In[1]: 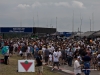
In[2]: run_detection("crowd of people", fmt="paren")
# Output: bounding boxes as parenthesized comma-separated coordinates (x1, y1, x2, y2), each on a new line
(0, 36, 100, 75)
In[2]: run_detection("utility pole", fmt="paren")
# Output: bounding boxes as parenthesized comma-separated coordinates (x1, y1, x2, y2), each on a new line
(56, 17, 57, 32)
(50, 19, 52, 28)
(90, 18, 91, 31)
(37, 12, 39, 27)
(47, 20, 48, 28)
(20, 20, 22, 27)
(78, 28, 79, 32)
(92, 13, 94, 31)
(80, 18, 82, 36)
(33, 17, 35, 27)
(72, 11, 74, 33)
(80, 13, 82, 38)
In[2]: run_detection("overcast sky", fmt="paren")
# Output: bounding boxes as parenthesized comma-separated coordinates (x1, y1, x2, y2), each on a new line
(0, 0, 100, 32)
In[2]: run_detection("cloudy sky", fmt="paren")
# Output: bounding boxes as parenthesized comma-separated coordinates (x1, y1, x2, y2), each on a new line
(0, 0, 100, 32)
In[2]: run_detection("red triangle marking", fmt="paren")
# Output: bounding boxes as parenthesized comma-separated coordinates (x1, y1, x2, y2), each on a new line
(21, 62, 32, 71)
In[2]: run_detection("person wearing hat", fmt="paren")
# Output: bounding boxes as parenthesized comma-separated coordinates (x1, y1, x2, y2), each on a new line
(74, 56, 83, 75)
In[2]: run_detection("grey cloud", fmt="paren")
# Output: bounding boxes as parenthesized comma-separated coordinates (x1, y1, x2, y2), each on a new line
(0, 0, 100, 32)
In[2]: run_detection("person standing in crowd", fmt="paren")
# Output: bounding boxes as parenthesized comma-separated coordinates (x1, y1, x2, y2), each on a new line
(82, 53, 91, 75)
(51, 44, 55, 53)
(61, 47, 66, 65)
(34, 45, 39, 58)
(13, 42, 18, 54)
(97, 52, 100, 70)
(9, 43, 13, 57)
(35, 50, 43, 75)
(1, 43, 9, 65)
(44, 46, 49, 65)
(52, 48, 60, 71)
(48, 45, 52, 54)
(21, 43, 27, 59)
(17, 44, 21, 55)
(1, 40, 4, 48)
(48, 52, 52, 66)
(74, 56, 82, 75)
(27, 44, 31, 59)
(92, 53, 97, 69)
(57, 47, 62, 65)
(30, 44, 34, 59)
(67, 48, 73, 67)
(42, 45, 46, 54)
(73, 49, 79, 59)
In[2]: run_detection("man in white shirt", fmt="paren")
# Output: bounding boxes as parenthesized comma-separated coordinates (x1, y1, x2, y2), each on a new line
(48, 45, 52, 53)
(51, 45, 55, 53)
(57, 48, 62, 65)
(42, 45, 46, 54)
(42, 45, 46, 59)
(52, 49, 60, 71)
(27, 45, 31, 59)
(74, 56, 82, 75)
(13, 42, 18, 53)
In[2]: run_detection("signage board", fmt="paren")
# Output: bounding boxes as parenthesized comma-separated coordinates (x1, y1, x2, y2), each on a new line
(0, 27, 33, 33)
(63, 32, 72, 37)
(18, 60, 35, 72)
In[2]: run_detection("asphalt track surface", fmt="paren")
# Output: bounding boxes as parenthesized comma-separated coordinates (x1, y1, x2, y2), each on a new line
(47, 67, 72, 75)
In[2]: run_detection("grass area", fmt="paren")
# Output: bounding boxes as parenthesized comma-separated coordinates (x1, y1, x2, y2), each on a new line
(0, 54, 63, 75)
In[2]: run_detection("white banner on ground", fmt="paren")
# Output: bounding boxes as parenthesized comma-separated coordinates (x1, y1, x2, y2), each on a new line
(18, 60, 35, 72)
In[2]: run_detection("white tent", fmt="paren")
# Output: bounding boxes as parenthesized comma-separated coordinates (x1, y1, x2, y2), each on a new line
(74, 31, 95, 37)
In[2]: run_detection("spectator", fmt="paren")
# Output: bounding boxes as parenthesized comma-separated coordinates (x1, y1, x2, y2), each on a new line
(44, 46, 49, 65)
(74, 56, 82, 75)
(67, 48, 73, 66)
(52, 49, 60, 71)
(61, 47, 66, 65)
(21, 43, 27, 59)
(82, 53, 91, 75)
(48, 52, 52, 66)
(97, 52, 100, 70)
(9, 44, 13, 57)
(35, 50, 43, 75)
(2, 43, 9, 65)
